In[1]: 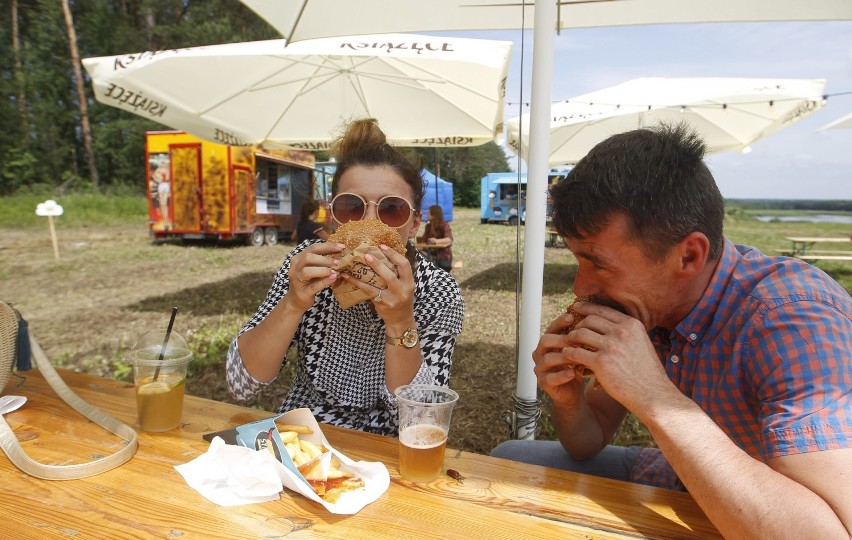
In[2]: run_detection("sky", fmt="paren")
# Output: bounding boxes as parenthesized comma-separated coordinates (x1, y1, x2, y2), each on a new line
(435, 21, 852, 200)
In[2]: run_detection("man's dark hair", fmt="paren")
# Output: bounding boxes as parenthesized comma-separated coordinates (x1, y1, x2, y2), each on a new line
(549, 123, 725, 261)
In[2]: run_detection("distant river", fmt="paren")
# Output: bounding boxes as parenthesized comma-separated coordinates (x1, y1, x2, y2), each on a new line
(755, 214, 852, 224)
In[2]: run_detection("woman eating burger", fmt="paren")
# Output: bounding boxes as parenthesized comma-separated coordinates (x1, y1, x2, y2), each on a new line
(226, 118, 464, 436)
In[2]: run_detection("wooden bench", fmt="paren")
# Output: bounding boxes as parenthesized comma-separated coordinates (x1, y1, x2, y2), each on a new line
(800, 250, 852, 255)
(777, 249, 852, 257)
(797, 254, 852, 262)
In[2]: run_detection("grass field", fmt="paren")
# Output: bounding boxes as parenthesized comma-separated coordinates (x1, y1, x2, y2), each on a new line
(1, 193, 850, 454)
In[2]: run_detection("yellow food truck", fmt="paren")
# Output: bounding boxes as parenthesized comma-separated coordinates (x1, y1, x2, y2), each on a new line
(145, 131, 318, 245)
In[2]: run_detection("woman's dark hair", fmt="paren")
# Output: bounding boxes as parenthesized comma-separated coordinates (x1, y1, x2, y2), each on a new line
(426, 205, 446, 238)
(329, 118, 424, 210)
(299, 201, 319, 223)
(549, 123, 725, 261)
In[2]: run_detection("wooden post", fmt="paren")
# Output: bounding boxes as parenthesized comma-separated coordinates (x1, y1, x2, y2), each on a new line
(47, 215, 60, 261)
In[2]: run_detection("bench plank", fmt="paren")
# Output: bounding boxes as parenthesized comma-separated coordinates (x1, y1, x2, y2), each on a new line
(798, 255, 852, 261)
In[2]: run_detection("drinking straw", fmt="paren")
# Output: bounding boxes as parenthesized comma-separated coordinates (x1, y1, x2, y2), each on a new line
(153, 307, 178, 382)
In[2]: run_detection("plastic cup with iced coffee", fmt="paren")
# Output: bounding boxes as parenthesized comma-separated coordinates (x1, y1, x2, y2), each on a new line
(130, 330, 192, 432)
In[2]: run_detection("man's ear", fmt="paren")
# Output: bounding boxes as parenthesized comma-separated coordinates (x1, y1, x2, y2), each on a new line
(675, 232, 711, 276)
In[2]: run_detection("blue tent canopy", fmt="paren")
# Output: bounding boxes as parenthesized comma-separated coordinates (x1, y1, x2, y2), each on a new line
(420, 169, 453, 222)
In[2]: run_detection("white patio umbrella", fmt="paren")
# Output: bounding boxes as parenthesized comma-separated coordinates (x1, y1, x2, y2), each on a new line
(240, 0, 852, 440)
(818, 112, 852, 131)
(82, 34, 512, 149)
(507, 77, 828, 167)
(241, 0, 852, 38)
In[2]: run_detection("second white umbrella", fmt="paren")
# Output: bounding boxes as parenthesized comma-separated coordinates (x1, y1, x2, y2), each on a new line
(507, 77, 827, 167)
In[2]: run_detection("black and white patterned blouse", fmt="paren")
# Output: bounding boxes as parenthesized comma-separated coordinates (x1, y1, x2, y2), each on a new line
(226, 240, 464, 436)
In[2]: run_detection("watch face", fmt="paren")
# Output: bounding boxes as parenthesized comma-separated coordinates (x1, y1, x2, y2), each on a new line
(402, 328, 418, 348)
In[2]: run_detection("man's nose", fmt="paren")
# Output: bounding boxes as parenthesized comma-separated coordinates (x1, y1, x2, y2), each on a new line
(571, 270, 596, 298)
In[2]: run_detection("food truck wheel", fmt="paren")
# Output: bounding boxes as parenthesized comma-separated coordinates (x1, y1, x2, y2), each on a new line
(264, 227, 279, 245)
(507, 216, 519, 226)
(248, 228, 265, 247)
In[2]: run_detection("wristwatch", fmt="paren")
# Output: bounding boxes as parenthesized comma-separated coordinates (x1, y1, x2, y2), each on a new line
(386, 327, 419, 348)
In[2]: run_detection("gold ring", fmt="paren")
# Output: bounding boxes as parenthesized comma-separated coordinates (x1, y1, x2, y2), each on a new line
(296, 271, 309, 284)
(373, 289, 383, 304)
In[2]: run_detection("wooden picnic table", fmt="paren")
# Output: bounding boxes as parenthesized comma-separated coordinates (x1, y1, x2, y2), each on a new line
(783, 236, 852, 261)
(416, 238, 452, 251)
(0, 369, 721, 539)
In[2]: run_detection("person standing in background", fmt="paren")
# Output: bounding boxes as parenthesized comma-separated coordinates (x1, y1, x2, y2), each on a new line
(418, 205, 453, 272)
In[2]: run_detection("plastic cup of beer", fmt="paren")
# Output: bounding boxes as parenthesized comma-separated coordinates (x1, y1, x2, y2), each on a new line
(394, 384, 459, 482)
(130, 330, 192, 432)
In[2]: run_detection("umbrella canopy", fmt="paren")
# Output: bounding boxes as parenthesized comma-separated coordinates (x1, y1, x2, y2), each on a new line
(82, 34, 512, 149)
(506, 77, 827, 167)
(818, 112, 852, 131)
(241, 0, 852, 39)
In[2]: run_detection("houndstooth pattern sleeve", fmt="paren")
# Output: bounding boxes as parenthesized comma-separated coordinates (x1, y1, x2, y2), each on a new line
(226, 240, 318, 402)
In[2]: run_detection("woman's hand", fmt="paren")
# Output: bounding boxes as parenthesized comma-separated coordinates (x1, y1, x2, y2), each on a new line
(285, 241, 344, 312)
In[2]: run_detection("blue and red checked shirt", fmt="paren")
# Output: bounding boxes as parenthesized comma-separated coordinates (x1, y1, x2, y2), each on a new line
(630, 238, 852, 490)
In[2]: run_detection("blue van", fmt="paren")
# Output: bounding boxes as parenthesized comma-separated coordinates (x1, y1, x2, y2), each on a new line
(480, 171, 568, 225)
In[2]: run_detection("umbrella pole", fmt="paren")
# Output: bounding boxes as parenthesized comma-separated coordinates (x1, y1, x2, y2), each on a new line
(511, 0, 556, 440)
(434, 148, 440, 206)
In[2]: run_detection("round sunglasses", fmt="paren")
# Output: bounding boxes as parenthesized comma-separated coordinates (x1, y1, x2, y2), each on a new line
(330, 192, 416, 228)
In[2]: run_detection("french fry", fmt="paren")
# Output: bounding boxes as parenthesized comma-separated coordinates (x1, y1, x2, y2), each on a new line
(299, 439, 322, 460)
(292, 446, 309, 466)
(274, 422, 313, 435)
(284, 441, 299, 460)
(280, 430, 299, 444)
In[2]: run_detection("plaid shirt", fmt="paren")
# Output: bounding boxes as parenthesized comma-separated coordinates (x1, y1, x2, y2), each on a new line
(631, 239, 852, 490)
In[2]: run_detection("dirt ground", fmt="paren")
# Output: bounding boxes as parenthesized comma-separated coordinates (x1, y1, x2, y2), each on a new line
(1, 209, 581, 454)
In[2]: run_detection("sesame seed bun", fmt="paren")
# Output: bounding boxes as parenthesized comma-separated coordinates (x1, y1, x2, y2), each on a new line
(328, 218, 406, 254)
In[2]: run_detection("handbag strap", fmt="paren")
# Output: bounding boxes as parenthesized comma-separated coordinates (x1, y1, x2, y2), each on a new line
(0, 331, 138, 480)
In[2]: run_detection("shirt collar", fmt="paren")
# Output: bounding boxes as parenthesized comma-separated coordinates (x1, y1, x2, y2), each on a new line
(674, 237, 737, 344)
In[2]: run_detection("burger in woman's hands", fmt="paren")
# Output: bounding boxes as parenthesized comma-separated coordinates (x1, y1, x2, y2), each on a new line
(327, 218, 406, 308)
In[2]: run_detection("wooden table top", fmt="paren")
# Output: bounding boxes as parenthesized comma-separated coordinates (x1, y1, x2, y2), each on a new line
(786, 236, 851, 243)
(416, 238, 452, 250)
(0, 369, 720, 539)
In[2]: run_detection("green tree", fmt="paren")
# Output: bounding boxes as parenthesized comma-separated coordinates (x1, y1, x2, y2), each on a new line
(0, 0, 278, 194)
(407, 142, 511, 207)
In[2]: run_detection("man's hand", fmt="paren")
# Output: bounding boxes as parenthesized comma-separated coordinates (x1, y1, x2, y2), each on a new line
(561, 301, 675, 411)
(532, 312, 586, 409)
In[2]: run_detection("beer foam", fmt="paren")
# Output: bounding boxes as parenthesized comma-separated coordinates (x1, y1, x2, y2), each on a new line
(399, 425, 447, 449)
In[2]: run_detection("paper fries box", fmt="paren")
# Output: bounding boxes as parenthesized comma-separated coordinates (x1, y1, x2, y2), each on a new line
(203, 408, 389, 514)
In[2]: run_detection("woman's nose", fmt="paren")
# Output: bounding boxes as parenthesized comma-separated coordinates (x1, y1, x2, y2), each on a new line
(364, 200, 380, 219)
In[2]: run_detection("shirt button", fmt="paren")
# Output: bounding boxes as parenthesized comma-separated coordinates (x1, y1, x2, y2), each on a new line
(689, 333, 698, 341)
(670, 355, 680, 364)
